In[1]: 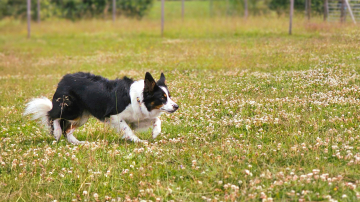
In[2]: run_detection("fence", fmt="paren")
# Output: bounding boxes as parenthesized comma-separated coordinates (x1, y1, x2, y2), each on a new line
(3, 0, 356, 38)
(328, 0, 360, 23)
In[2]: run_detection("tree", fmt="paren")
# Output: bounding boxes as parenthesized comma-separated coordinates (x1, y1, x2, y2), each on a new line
(269, 0, 325, 16)
(0, 0, 154, 20)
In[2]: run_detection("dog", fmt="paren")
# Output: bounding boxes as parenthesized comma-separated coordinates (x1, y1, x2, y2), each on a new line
(24, 72, 179, 144)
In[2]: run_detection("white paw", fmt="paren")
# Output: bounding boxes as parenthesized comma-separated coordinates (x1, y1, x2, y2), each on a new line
(73, 141, 85, 145)
(66, 134, 84, 145)
(133, 138, 144, 143)
(68, 139, 84, 145)
(122, 135, 141, 143)
(152, 127, 161, 139)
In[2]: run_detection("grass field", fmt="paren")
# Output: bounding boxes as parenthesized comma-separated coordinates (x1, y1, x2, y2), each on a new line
(1, 1, 360, 201)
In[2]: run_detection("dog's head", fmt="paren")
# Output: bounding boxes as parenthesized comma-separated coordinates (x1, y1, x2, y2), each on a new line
(143, 72, 179, 113)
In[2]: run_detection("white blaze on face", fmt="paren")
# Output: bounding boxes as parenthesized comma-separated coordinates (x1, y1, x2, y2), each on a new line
(159, 86, 178, 113)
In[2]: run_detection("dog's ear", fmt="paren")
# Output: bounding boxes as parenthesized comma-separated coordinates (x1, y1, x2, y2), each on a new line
(157, 73, 166, 86)
(144, 72, 156, 94)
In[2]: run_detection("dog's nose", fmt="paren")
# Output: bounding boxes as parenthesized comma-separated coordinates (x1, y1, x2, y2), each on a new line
(173, 104, 179, 110)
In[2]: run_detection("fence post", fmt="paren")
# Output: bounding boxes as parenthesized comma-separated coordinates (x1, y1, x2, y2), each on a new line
(340, 0, 345, 23)
(182, 0, 184, 20)
(112, 0, 116, 22)
(161, 0, 164, 36)
(27, 0, 31, 38)
(307, 0, 311, 20)
(37, 0, 40, 23)
(324, 0, 328, 21)
(289, 0, 294, 35)
(244, 0, 248, 19)
(226, 0, 229, 15)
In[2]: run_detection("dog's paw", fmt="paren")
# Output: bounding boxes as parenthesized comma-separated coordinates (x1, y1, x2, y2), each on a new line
(75, 141, 86, 145)
(66, 133, 85, 145)
(68, 139, 85, 145)
(138, 140, 148, 145)
(69, 140, 85, 145)
(123, 134, 142, 143)
(132, 137, 143, 143)
(152, 127, 161, 139)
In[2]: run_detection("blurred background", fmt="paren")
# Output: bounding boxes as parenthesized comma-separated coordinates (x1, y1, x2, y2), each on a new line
(0, 0, 359, 76)
(0, 0, 359, 24)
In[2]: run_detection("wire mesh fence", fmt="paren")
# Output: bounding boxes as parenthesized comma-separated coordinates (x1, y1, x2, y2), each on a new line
(328, 0, 360, 21)
(0, 0, 330, 21)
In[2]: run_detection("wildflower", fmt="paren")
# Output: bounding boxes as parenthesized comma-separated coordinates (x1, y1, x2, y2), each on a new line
(312, 169, 320, 175)
(192, 160, 197, 166)
(245, 169, 251, 175)
(12, 159, 18, 167)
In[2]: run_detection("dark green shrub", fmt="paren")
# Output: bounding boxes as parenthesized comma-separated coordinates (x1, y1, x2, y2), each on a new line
(0, 0, 154, 20)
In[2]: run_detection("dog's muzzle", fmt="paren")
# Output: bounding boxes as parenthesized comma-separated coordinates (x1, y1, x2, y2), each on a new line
(171, 104, 179, 113)
(161, 104, 179, 113)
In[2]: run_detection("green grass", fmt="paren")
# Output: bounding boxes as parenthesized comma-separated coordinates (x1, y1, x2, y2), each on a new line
(1, 1, 360, 201)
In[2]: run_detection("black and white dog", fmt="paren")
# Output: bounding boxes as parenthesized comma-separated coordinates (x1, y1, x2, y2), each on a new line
(24, 72, 178, 144)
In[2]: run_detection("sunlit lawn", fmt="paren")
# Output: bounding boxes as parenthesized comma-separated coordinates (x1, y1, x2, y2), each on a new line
(1, 1, 360, 201)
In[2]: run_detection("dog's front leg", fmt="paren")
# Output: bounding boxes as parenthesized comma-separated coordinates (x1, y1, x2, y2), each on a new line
(110, 115, 142, 142)
(152, 117, 162, 139)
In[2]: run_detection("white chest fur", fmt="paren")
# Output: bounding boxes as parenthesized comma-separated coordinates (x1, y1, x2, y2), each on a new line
(109, 80, 163, 142)
(113, 80, 162, 123)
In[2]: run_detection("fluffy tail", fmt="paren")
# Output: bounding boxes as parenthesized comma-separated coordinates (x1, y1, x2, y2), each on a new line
(23, 97, 53, 128)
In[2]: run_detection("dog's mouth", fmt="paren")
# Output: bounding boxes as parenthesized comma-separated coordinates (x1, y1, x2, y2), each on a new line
(160, 103, 179, 114)
(160, 108, 178, 114)
(167, 109, 177, 114)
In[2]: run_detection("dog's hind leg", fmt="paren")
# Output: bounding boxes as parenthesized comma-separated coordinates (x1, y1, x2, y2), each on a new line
(53, 119, 62, 141)
(65, 125, 85, 145)
(62, 114, 89, 145)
